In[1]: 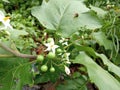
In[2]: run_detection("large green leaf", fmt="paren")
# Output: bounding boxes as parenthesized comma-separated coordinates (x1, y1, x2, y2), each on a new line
(92, 31, 113, 50)
(75, 45, 120, 78)
(73, 52, 120, 90)
(0, 58, 33, 90)
(31, 0, 102, 37)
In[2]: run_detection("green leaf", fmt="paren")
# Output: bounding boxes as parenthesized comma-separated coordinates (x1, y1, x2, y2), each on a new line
(90, 5, 107, 18)
(31, 0, 102, 37)
(75, 45, 97, 57)
(0, 58, 33, 90)
(2, 0, 10, 3)
(96, 53, 120, 77)
(8, 29, 28, 40)
(0, 41, 16, 55)
(57, 76, 87, 90)
(0, 40, 20, 58)
(92, 31, 113, 50)
(73, 52, 120, 90)
(75, 45, 120, 78)
(113, 54, 120, 65)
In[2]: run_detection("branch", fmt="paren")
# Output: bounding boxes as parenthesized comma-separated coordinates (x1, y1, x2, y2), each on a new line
(0, 42, 37, 59)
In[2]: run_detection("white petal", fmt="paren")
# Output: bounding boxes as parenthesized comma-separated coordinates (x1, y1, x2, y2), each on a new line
(66, 53, 70, 61)
(62, 42, 68, 46)
(62, 53, 70, 61)
(0, 11, 5, 18)
(66, 61, 71, 64)
(44, 43, 50, 47)
(51, 45, 59, 53)
(50, 38, 55, 45)
(59, 38, 65, 43)
(54, 45, 59, 49)
(45, 47, 51, 51)
(2, 20, 13, 29)
(65, 66, 70, 75)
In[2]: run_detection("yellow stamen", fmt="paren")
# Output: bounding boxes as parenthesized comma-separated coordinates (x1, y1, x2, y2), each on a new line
(3, 16, 10, 21)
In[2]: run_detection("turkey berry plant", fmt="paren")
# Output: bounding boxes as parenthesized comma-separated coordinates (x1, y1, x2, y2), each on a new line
(0, 0, 120, 90)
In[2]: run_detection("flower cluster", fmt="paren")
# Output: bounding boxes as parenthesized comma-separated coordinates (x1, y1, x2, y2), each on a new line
(44, 37, 71, 75)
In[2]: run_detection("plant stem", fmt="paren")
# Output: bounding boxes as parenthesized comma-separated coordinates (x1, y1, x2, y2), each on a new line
(0, 42, 37, 59)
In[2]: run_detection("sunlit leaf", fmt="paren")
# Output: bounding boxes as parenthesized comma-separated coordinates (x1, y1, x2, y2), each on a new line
(31, 0, 102, 37)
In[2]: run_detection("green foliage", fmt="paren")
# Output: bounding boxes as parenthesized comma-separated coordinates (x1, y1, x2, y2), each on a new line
(57, 74, 87, 90)
(0, 58, 33, 90)
(0, 0, 120, 90)
(92, 31, 113, 50)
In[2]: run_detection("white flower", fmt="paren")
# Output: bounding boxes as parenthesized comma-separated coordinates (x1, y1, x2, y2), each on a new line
(62, 42, 68, 46)
(0, 11, 13, 29)
(65, 53, 70, 61)
(64, 65, 70, 75)
(59, 37, 68, 46)
(59, 37, 65, 43)
(62, 53, 71, 64)
(45, 38, 59, 53)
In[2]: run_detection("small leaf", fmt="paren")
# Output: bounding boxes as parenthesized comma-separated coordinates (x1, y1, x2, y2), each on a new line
(8, 29, 28, 39)
(92, 31, 113, 50)
(90, 5, 107, 17)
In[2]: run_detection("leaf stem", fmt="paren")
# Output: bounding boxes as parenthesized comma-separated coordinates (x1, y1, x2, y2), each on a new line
(0, 42, 37, 59)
